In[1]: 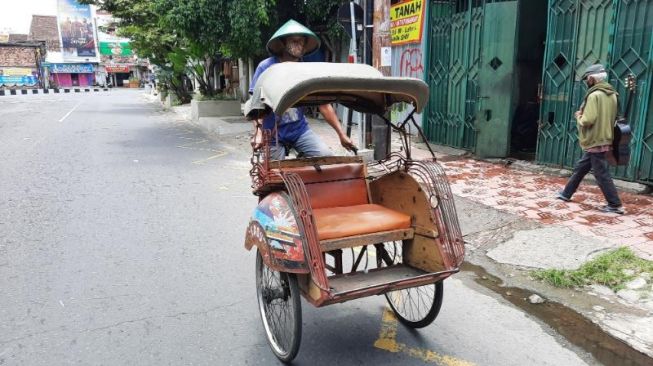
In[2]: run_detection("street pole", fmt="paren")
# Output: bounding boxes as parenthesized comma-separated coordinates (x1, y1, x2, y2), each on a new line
(372, 0, 392, 160)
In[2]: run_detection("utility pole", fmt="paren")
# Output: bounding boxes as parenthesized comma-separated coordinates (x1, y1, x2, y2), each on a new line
(372, 0, 392, 159)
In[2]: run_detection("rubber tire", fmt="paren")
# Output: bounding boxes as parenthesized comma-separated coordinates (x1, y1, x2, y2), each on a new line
(385, 281, 444, 328)
(255, 250, 302, 363)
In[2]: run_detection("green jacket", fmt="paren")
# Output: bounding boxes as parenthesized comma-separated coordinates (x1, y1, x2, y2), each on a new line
(576, 81, 618, 150)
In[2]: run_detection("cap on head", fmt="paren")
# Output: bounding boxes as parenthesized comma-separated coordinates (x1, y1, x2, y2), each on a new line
(580, 64, 606, 81)
(266, 19, 321, 57)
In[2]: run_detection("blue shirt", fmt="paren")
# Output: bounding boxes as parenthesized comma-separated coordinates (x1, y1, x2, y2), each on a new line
(250, 57, 308, 144)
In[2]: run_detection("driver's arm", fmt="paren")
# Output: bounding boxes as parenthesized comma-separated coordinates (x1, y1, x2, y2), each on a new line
(317, 104, 356, 151)
(251, 118, 264, 150)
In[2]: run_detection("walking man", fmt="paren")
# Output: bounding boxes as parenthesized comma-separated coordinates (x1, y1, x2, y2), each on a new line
(249, 19, 356, 159)
(557, 64, 624, 214)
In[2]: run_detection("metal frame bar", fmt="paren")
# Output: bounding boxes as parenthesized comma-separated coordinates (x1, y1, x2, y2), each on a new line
(368, 154, 465, 269)
(280, 172, 330, 293)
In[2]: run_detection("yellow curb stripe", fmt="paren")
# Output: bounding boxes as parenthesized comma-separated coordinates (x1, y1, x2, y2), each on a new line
(375, 308, 475, 366)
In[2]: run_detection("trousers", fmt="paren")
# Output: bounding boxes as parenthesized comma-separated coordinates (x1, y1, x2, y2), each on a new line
(561, 151, 622, 207)
(268, 129, 333, 160)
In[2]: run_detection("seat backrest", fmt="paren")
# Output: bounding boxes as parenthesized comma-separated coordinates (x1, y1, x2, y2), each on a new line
(281, 163, 369, 209)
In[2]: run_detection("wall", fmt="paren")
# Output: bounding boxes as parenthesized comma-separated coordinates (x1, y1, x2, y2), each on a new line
(390, 1, 429, 133)
(0, 46, 37, 67)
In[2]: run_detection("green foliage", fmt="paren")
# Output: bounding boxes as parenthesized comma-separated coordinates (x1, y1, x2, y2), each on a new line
(223, 0, 275, 59)
(195, 93, 237, 101)
(532, 247, 653, 291)
(81, 0, 348, 97)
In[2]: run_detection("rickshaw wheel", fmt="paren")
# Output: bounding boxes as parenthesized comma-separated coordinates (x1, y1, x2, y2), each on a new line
(385, 281, 443, 328)
(255, 250, 302, 363)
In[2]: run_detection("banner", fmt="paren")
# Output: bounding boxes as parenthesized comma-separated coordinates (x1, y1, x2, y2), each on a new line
(0, 76, 39, 86)
(49, 63, 94, 73)
(99, 42, 132, 56)
(57, 0, 97, 61)
(390, 0, 425, 45)
(96, 12, 132, 57)
(0, 68, 34, 76)
(0, 68, 38, 86)
(105, 65, 130, 73)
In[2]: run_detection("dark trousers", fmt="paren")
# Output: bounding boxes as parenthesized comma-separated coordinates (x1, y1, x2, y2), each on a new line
(561, 151, 622, 207)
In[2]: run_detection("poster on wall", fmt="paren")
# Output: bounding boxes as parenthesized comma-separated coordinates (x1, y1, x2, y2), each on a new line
(0, 68, 38, 86)
(390, 0, 426, 46)
(57, 0, 97, 61)
(96, 11, 133, 57)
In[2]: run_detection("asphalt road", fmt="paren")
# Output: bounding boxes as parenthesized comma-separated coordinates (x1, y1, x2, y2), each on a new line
(0, 90, 600, 365)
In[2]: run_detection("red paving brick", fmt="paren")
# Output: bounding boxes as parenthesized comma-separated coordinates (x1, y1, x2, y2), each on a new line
(437, 157, 652, 259)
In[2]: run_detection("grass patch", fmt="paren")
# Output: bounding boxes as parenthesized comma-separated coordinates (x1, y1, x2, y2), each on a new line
(532, 247, 653, 291)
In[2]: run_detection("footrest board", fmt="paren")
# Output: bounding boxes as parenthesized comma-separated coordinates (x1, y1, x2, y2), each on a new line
(328, 264, 427, 294)
(320, 228, 414, 252)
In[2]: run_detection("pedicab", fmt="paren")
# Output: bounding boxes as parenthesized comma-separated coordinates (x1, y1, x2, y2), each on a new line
(244, 62, 465, 362)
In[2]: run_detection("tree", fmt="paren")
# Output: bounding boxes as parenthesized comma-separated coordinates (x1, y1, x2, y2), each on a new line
(80, 0, 192, 102)
(82, 0, 347, 99)
(223, 0, 276, 59)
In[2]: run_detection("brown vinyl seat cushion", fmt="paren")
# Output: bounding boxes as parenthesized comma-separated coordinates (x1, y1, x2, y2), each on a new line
(279, 163, 411, 240)
(280, 163, 369, 209)
(313, 204, 411, 241)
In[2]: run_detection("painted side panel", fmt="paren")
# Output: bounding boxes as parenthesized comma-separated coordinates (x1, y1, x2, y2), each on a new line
(245, 192, 308, 273)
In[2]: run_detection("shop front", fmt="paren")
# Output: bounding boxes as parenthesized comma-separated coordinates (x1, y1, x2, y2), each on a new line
(105, 65, 132, 87)
(48, 63, 95, 87)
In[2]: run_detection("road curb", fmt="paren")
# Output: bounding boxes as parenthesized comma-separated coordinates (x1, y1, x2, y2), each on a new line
(0, 88, 111, 96)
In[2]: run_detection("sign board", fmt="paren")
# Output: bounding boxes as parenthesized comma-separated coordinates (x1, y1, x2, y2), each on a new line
(96, 12, 133, 56)
(57, 0, 98, 61)
(0, 68, 34, 76)
(390, 0, 426, 45)
(0, 68, 38, 86)
(105, 65, 130, 73)
(99, 41, 133, 56)
(381, 47, 392, 67)
(49, 63, 94, 73)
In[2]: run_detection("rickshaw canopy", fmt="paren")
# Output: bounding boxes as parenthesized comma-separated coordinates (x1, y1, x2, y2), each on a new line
(245, 62, 429, 118)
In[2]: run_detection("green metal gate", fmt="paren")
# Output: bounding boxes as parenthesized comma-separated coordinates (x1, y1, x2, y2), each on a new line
(537, 0, 653, 183)
(424, 0, 517, 154)
(425, 1, 484, 150)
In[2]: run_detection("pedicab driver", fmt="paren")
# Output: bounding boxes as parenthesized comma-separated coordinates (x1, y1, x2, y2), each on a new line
(249, 19, 357, 159)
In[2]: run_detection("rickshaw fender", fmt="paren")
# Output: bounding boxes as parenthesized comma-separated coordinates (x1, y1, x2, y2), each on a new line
(244, 192, 310, 274)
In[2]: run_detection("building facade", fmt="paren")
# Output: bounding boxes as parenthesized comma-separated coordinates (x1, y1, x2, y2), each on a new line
(0, 42, 45, 88)
(418, 0, 653, 183)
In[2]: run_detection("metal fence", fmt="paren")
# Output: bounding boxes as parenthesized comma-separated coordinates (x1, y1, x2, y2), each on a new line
(537, 0, 653, 183)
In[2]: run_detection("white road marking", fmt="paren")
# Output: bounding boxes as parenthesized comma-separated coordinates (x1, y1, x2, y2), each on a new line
(58, 101, 82, 122)
(192, 151, 228, 165)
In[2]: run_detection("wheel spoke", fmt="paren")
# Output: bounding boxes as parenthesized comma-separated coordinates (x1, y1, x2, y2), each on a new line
(256, 251, 301, 361)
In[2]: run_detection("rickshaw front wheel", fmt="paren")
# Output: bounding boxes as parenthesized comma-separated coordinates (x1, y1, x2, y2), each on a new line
(255, 250, 302, 363)
(385, 281, 443, 328)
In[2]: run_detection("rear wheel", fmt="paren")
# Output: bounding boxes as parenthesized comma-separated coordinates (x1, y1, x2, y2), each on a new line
(255, 250, 302, 362)
(385, 281, 443, 328)
(379, 241, 444, 328)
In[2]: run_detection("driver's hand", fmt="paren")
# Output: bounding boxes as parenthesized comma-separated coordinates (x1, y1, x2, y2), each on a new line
(339, 135, 357, 153)
(251, 128, 263, 150)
